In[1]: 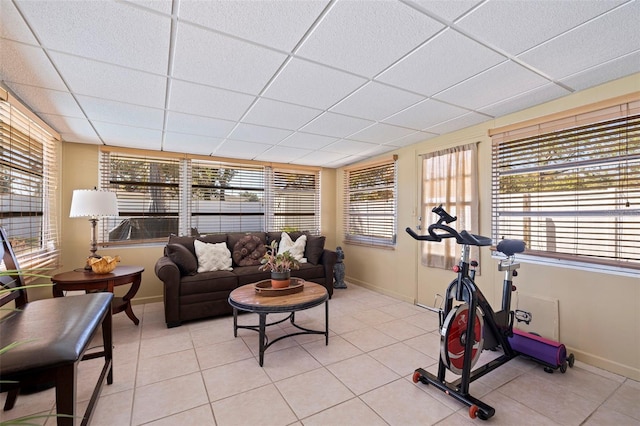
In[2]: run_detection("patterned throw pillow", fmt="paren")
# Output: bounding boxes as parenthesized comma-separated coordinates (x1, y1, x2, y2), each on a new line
(232, 235, 266, 266)
(194, 240, 233, 272)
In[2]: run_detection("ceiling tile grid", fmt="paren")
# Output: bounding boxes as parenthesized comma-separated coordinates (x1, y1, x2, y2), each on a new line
(0, 0, 637, 168)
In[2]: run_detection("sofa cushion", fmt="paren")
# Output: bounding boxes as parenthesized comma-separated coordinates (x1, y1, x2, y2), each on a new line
(233, 265, 271, 286)
(180, 270, 238, 295)
(232, 235, 266, 266)
(194, 240, 233, 272)
(305, 235, 326, 265)
(278, 232, 307, 263)
(166, 243, 198, 275)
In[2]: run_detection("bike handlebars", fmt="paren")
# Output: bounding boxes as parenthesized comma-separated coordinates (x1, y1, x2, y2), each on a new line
(406, 205, 493, 247)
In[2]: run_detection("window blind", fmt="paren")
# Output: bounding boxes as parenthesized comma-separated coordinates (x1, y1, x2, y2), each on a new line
(344, 156, 397, 247)
(491, 100, 640, 269)
(100, 151, 181, 243)
(191, 159, 264, 233)
(266, 167, 320, 234)
(0, 97, 60, 272)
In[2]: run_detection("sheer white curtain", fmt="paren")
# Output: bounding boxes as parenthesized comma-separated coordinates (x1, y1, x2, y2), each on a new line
(421, 143, 479, 269)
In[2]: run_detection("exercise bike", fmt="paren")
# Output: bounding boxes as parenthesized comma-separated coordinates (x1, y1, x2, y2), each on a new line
(406, 205, 574, 420)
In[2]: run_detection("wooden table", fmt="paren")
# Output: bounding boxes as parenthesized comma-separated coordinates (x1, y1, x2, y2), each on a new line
(51, 265, 144, 325)
(228, 280, 329, 366)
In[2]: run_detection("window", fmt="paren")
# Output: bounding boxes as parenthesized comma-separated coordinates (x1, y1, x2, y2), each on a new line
(0, 88, 60, 272)
(491, 99, 640, 270)
(421, 143, 479, 269)
(100, 149, 320, 243)
(343, 156, 397, 247)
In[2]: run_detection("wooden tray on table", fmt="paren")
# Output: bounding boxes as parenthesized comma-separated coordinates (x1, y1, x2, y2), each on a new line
(254, 278, 304, 297)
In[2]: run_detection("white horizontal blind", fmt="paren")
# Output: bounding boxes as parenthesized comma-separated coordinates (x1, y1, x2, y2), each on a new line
(266, 167, 320, 234)
(0, 99, 60, 272)
(344, 157, 397, 247)
(191, 160, 265, 233)
(100, 151, 181, 243)
(492, 101, 640, 269)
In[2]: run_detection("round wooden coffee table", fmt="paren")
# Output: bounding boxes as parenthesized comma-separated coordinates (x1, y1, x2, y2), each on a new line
(228, 280, 329, 366)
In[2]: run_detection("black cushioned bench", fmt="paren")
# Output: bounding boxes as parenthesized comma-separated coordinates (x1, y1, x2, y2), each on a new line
(0, 227, 114, 425)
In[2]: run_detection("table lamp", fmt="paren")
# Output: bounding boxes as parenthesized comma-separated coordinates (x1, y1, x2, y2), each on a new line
(69, 188, 119, 270)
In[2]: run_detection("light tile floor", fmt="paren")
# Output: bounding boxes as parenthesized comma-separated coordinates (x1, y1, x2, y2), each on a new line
(2, 283, 639, 425)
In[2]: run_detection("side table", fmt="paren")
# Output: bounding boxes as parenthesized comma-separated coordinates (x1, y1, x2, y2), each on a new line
(51, 265, 144, 325)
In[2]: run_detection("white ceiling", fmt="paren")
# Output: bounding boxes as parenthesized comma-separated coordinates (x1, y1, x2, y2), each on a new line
(1, 0, 639, 168)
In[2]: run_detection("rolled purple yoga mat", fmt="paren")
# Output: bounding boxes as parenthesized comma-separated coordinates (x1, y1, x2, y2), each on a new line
(509, 328, 567, 367)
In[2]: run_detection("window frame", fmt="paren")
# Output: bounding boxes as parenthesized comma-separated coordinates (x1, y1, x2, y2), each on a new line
(343, 155, 398, 248)
(490, 98, 640, 274)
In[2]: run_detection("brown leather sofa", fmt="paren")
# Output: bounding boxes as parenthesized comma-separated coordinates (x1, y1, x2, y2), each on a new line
(155, 231, 337, 327)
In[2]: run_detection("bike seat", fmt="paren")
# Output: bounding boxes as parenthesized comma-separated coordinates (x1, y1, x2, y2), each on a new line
(497, 239, 526, 256)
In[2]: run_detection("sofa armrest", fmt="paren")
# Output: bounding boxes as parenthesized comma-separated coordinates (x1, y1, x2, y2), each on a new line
(320, 249, 337, 298)
(154, 256, 182, 327)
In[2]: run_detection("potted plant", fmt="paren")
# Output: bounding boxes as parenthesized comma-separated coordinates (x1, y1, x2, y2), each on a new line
(259, 240, 300, 288)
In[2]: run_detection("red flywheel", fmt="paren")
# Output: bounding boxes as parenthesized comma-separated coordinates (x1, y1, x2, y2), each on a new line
(440, 303, 484, 374)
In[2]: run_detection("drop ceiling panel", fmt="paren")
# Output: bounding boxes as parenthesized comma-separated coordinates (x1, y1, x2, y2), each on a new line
(263, 58, 366, 110)
(229, 123, 292, 144)
(253, 145, 314, 163)
(213, 139, 272, 159)
(278, 132, 338, 150)
(348, 123, 416, 144)
(457, 0, 626, 55)
(178, 0, 329, 51)
(330, 82, 425, 121)
(93, 122, 162, 150)
(479, 83, 570, 118)
(0, 40, 67, 91)
(8, 82, 84, 118)
(385, 131, 436, 147)
(560, 51, 640, 92)
(38, 113, 100, 143)
(78, 96, 165, 130)
(168, 80, 256, 121)
(297, 0, 444, 77)
(163, 132, 223, 155)
(300, 112, 374, 139)
(383, 99, 470, 130)
(172, 22, 287, 94)
(295, 150, 347, 166)
(434, 61, 550, 110)
(49, 52, 167, 108)
(325, 139, 379, 155)
(377, 29, 506, 96)
(169, 80, 255, 120)
(0, 1, 38, 44)
(424, 111, 490, 135)
(411, 0, 482, 22)
(518, 2, 640, 80)
(166, 111, 236, 138)
(243, 99, 322, 130)
(17, 1, 171, 74)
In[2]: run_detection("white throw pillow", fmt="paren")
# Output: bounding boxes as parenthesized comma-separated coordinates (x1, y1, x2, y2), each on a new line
(278, 232, 307, 263)
(194, 240, 233, 272)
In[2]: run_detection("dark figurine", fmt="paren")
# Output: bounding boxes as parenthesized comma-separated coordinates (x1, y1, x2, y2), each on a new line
(333, 246, 346, 289)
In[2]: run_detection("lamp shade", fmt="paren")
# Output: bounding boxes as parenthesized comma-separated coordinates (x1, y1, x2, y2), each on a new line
(69, 189, 119, 218)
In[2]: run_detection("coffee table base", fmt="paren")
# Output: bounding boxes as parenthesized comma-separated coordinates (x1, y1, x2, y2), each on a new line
(232, 301, 328, 366)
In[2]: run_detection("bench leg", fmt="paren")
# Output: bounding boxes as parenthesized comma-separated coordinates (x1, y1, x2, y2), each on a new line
(3, 389, 19, 411)
(55, 363, 77, 426)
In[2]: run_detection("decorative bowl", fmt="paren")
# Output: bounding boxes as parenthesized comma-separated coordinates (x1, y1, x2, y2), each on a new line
(89, 255, 120, 274)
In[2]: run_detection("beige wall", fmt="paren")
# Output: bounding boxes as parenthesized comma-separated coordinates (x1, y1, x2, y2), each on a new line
(337, 73, 640, 380)
(57, 146, 336, 306)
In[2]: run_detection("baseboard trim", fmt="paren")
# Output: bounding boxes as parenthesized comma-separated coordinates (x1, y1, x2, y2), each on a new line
(345, 276, 415, 304)
(131, 295, 163, 306)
